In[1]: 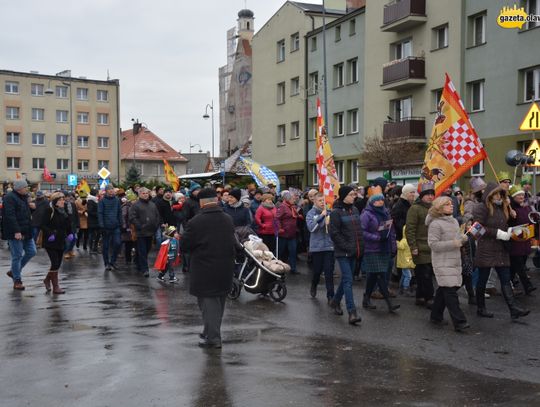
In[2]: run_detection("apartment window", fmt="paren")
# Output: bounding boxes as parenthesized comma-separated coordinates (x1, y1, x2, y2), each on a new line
(334, 112, 344, 137)
(5, 81, 19, 94)
(6, 106, 20, 120)
(32, 108, 45, 121)
(7, 132, 20, 144)
(310, 117, 317, 140)
(277, 82, 286, 104)
(347, 58, 358, 84)
(77, 112, 89, 124)
(57, 159, 69, 170)
(433, 24, 449, 50)
(290, 77, 300, 96)
(97, 89, 109, 101)
(311, 164, 319, 185)
(526, 0, 539, 29)
(155, 163, 164, 176)
(309, 72, 319, 95)
(392, 97, 412, 121)
(335, 161, 344, 183)
(524, 66, 540, 102)
(33, 158, 45, 170)
(277, 124, 286, 146)
(32, 133, 45, 146)
(77, 136, 90, 148)
(76, 87, 89, 100)
(335, 25, 341, 42)
(334, 63, 344, 88)
(394, 39, 412, 59)
(78, 160, 90, 172)
(290, 32, 300, 52)
(351, 160, 360, 183)
(347, 109, 359, 134)
(291, 121, 300, 140)
(469, 80, 485, 112)
(471, 160, 484, 176)
(56, 134, 69, 146)
(432, 88, 443, 111)
(98, 137, 109, 148)
(470, 12, 486, 46)
(311, 36, 317, 52)
(98, 160, 109, 169)
(7, 157, 20, 169)
(349, 18, 356, 36)
(97, 113, 109, 125)
(277, 39, 285, 62)
(56, 110, 68, 123)
(56, 86, 68, 98)
(31, 83, 44, 96)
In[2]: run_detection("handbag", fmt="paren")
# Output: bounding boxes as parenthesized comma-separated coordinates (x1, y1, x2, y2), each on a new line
(153, 240, 170, 271)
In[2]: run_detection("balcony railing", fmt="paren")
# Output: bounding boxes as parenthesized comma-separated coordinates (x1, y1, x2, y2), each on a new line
(383, 117, 425, 142)
(382, 57, 426, 90)
(382, 0, 427, 32)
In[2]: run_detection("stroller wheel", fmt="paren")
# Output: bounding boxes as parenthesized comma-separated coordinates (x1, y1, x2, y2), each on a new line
(228, 279, 242, 300)
(269, 280, 287, 302)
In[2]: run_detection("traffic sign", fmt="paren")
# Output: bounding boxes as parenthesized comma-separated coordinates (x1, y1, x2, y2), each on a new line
(520, 102, 540, 131)
(67, 174, 78, 186)
(99, 179, 110, 190)
(525, 139, 540, 167)
(98, 167, 111, 179)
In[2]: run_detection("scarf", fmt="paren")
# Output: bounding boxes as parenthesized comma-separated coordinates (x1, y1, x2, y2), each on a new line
(230, 200, 243, 209)
(286, 201, 298, 218)
(262, 201, 275, 209)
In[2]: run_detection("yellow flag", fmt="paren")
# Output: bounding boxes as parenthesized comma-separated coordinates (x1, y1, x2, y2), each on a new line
(163, 160, 180, 191)
(77, 179, 91, 195)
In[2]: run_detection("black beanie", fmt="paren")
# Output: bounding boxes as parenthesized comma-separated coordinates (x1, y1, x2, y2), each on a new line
(338, 185, 354, 202)
(198, 188, 217, 200)
(229, 188, 242, 202)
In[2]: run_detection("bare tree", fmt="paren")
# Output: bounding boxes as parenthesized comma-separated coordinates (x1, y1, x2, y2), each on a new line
(359, 134, 425, 171)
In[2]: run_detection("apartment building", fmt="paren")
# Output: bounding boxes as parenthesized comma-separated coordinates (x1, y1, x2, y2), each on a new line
(0, 69, 120, 189)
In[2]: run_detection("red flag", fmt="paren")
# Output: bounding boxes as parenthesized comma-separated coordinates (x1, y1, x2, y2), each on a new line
(43, 163, 53, 182)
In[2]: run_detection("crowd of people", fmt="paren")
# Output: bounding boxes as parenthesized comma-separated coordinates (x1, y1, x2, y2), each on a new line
(0, 172, 537, 346)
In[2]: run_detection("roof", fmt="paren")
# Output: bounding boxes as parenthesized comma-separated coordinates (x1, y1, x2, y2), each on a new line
(120, 128, 188, 162)
(0, 69, 119, 86)
(290, 1, 345, 15)
(306, 6, 365, 37)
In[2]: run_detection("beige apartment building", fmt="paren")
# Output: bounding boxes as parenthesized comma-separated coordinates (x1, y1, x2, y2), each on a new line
(0, 69, 120, 190)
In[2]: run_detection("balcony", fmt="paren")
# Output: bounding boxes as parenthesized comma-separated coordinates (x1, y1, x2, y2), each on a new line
(381, 57, 426, 91)
(381, 0, 427, 32)
(383, 117, 425, 142)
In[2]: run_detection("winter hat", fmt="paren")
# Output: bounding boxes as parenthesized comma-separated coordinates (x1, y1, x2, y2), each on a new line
(261, 193, 274, 202)
(338, 185, 354, 202)
(13, 179, 28, 190)
(369, 193, 385, 204)
(229, 188, 242, 202)
(36, 190, 44, 198)
(470, 177, 487, 193)
(509, 185, 525, 198)
(497, 171, 511, 183)
(373, 177, 388, 190)
(198, 187, 217, 200)
(189, 181, 202, 194)
(419, 182, 436, 198)
(401, 184, 416, 198)
(105, 184, 114, 191)
(520, 177, 532, 187)
(50, 191, 64, 205)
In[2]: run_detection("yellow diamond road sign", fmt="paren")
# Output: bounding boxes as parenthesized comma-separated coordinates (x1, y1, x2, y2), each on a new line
(98, 167, 111, 179)
(520, 102, 540, 131)
(525, 139, 540, 167)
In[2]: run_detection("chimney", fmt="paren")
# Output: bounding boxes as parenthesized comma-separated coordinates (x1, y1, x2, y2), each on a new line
(347, 0, 366, 11)
(133, 121, 142, 135)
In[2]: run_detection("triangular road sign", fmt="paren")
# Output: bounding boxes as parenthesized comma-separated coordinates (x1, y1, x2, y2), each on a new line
(525, 139, 540, 166)
(520, 102, 540, 131)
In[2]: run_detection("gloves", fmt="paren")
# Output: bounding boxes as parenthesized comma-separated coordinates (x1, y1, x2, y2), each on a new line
(48, 234, 56, 242)
(496, 229, 511, 241)
(67, 233, 75, 242)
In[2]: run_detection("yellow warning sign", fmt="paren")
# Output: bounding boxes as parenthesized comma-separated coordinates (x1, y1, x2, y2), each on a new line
(520, 102, 540, 131)
(525, 139, 540, 166)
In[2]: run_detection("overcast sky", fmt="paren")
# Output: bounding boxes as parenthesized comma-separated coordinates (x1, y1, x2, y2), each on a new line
(2, 0, 322, 156)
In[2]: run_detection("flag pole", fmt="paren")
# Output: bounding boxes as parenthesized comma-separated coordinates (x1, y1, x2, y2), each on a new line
(484, 154, 500, 183)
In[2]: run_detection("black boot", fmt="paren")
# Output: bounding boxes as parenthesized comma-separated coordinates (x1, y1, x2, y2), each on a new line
(501, 284, 530, 320)
(468, 295, 477, 305)
(348, 309, 361, 325)
(384, 297, 400, 313)
(310, 282, 317, 298)
(362, 294, 376, 309)
(476, 287, 493, 318)
(329, 299, 343, 315)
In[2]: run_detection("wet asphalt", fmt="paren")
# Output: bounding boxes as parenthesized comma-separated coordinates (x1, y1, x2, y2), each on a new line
(1, 244, 540, 407)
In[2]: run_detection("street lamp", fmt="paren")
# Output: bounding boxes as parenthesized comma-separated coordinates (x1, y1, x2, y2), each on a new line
(189, 143, 203, 153)
(62, 81, 74, 174)
(202, 100, 214, 158)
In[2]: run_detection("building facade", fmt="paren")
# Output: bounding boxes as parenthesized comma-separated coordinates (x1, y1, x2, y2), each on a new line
(0, 69, 120, 189)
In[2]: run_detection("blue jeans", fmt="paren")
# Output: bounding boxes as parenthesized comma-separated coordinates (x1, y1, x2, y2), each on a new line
(155, 227, 163, 246)
(334, 256, 356, 312)
(400, 268, 412, 289)
(477, 267, 511, 289)
(102, 229, 121, 266)
(32, 227, 41, 243)
(9, 238, 37, 281)
(136, 236, 153, 273)
(471, 267, 479, 288)
(278, 237, 297, 273)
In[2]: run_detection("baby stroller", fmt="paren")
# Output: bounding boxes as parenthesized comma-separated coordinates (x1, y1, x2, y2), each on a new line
(229, 227, 288, 302)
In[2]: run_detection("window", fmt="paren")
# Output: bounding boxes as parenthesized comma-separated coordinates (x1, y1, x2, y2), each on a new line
(310, 117, 317, 140)
(31, 83, 44, 96)
(6, 106, 20, 120)
(56, 86, 68, 98)
(333, 63, 344, 88)
(155, 163, 164, 176)
(7, 157, 20, 169)
(78, 160, 90, 172)
(311, 164, 319, 185)
(7, 132, 20, 144)
(56, 134, 69, 146)
(277, 39, 285, 62)
(526, 0, 539, 29)
(392, 97, 412, 121)
(433, 24, 449, 50)
(335, 25, 341, 42)
(277, 82, 285, 104)
(470, 12, 486, 46)
(77, 112, 89, 124)
(33, 158, 45, 170)
(5, 81, 19, 94)
(291, 121, 300, 140)
(290, 77, 300, 96)
(334, 112, 344, 137)
(76, 87, 88, 100)
(98, 160, 109, 169)
(349, 18, 356, 36)
(311, 36, 317, 52)
(470, 160, 484, 176)
(309, 72, 319, 95)
(347, 58, 358, 84)
(469, 80, 485, 112)
(394, 39, 412, 59)
(277, 124, 286, 146)
(32, 108, 45, 121)
(97, 89, 109, 101)
(351, 160, 360, 183)
(290, 32, 300, 52)
(77, 136, 90, 148)
(97, 113, 109, 125)
(347, 109, 359, 134)
(335, 161, 344, 183)
(57, 159, 69, 170)
(56, 110, 68, 123)
(98, 137, 109, 148)
(32, 133, 45, 146)
(432, 88, 443, 111)
(524, 66, 540, 102)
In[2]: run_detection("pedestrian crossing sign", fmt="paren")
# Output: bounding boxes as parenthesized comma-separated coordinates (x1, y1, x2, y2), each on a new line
(99, 179, 110, 190)
(520, 102, 540, 131)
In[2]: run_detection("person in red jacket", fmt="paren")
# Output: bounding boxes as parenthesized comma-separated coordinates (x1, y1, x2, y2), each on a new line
(277, 191, 300, 274)
(255, 193, 277, 253)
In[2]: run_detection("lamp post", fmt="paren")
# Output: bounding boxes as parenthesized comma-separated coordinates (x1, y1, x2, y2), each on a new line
(202, 100, 214, 158)
(189, 143, 203, 154)
(63, 81, 74, 174)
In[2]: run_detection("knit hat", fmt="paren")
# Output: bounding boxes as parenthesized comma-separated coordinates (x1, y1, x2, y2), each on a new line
(50, 191, 64, 205)
(509, 185, 525, 197)
(470, 177, 487, 193)
(369, 193, 385, 203)
(419, 182, 435, 198)
(497, 171, 511, 182)
(198, 187, 217, 200)
(13, 179, 28, 190)
(229, 188, 242, 202)
(401, 184, 416, 198)
(373, 177, 388, 190)
(338, 185, 354, 202)
(189, 181, 202, 194)
(520, 176, 532, 187)
(36, 190, 44, 198)
(261, 193, 274, 202)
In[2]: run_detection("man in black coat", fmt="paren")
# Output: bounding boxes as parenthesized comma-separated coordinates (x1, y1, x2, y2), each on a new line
(390, 184, 416, 241)
(181, 188, 236, 349)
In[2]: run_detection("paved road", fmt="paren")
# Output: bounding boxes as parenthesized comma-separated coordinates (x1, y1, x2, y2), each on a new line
(0, 246, 539, 406)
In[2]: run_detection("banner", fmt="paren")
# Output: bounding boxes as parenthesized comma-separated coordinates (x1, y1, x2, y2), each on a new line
(43, 163, 53, 182)
(77, 179, 91, 195)
(163, 160, 180, 192)
(239, 157, 280, 193)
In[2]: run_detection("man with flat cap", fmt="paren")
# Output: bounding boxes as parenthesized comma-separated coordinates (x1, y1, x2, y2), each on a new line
(181, 187, 237, 349)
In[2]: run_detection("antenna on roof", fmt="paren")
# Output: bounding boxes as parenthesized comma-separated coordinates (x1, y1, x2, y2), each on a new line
(107, 69, 110, 81)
